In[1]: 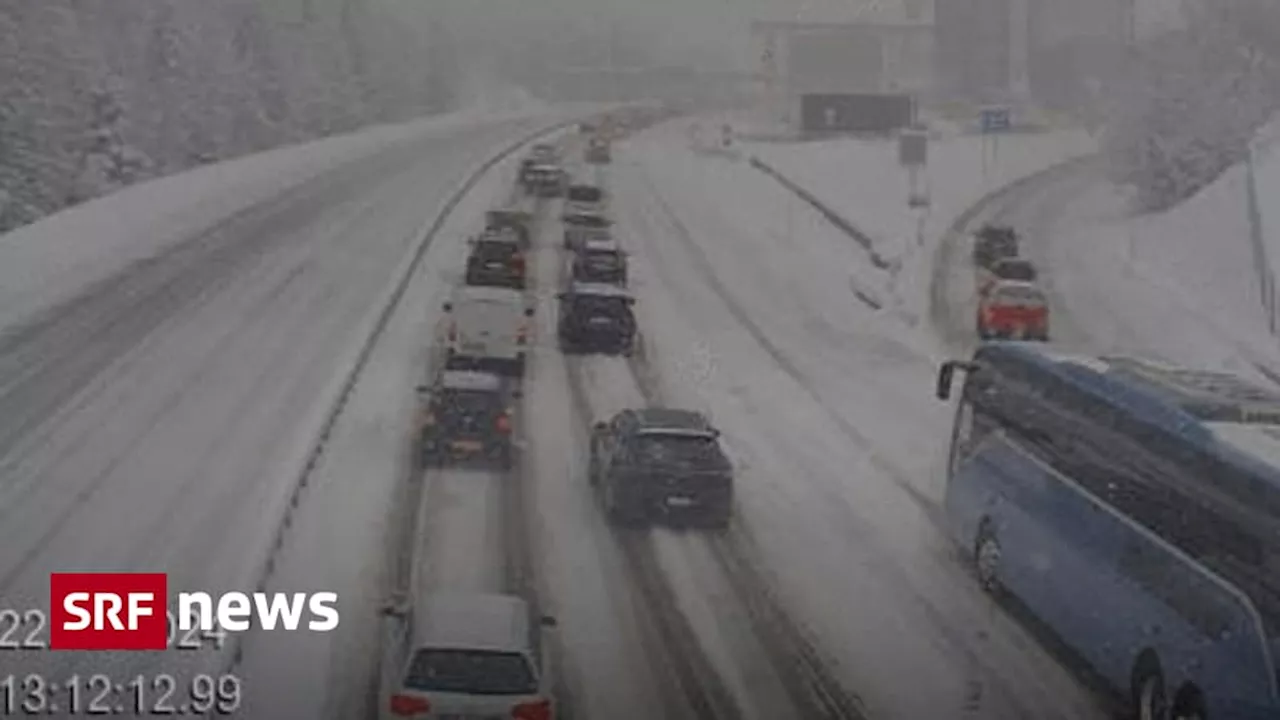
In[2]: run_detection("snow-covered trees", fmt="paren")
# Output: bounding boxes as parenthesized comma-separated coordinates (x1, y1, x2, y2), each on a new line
(1103, 0, 1280, 212)
(0, 0, 459, 232)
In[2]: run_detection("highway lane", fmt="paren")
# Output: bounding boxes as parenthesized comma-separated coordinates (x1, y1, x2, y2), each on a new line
(0, 114, 572, 705)
(607, 123, 1107, 719)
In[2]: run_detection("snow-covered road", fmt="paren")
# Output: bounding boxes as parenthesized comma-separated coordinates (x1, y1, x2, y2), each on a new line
(0, 104, 1131, 720)
(0, 111, 581, 714)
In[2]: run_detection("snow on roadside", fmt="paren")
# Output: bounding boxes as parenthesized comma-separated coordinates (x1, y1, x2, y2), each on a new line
(0, 105, 591, 333)
(744, 127, 1096, 322)
(1048, 163, 1280, 381)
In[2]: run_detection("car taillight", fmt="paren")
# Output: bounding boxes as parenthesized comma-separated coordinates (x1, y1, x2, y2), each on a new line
(512, 254, 526, 270)
(447, 322, 457, 342)
(389, 694, 430, 716)
(517, 325, 528, 345)
(496, 412, 512, 434)
(513, 698, 551, 720)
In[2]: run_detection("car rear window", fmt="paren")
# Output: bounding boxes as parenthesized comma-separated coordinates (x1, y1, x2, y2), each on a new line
(567, 215, 609, 228)
(568, 186, 602, 203)
(635, 434, 721, 466)
(995, 286, 1045, 304)
(436, 389, 500, 418)
(996, 262, 1037, 281)
(404, 649, 537, 696)
(474, 241, 518, 258)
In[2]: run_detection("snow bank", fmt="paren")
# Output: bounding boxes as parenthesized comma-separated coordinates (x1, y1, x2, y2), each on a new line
(742, 128, 1095, 326)
(1050, 162, 1280, 379)
(746, 129, 1096, 264)
(0, 105, 586, 332)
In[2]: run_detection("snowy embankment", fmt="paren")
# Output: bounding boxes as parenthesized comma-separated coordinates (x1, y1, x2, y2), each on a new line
(1047, 149, 1280, 381)
(0, 103, 591, 333)
(743, 128, 1096, 323)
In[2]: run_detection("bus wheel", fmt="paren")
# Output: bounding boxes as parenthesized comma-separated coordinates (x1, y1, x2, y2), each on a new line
(1130, 657, 1167, 720)
(974, 522, 1002, 593)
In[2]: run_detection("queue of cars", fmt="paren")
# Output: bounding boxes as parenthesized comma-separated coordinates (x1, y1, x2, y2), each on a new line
(972, 224, 1050, 342)
(383, 127, 734, 720)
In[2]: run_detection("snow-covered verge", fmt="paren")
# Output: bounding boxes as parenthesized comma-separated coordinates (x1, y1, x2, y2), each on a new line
(0, 105, 594, 332)
(1048, 161, 1280, 381)
(742, 128, 1096, 325)
(746, 130, 1096, 265)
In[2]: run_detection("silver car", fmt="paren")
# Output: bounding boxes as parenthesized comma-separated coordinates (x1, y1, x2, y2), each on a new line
(381, 593, 557, 719)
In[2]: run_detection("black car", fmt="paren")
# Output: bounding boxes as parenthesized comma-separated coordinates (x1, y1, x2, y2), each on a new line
(589, 408, 733, 528)
(556, 282, 636, 355)
(571, 238, 627, 286)
(417, 370, 518, 470)
(524, 164, 566, 198)
(973, 225, 1020, 270)
(465, 231, 527, 289)
(562, 211, 612, 250)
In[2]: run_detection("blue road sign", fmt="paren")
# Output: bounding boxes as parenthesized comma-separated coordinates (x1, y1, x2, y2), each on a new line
(981, 107, 1011, 133)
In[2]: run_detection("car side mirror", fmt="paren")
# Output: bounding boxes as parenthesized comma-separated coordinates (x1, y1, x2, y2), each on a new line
(626, 297, 636, 306)
(511, 389, 523, 400)
(539, 615, 557, 628)
(415, 384, 430, 396)
(442, 302, 452, 312)
(555, 292, 567, 301)
(524, 307, 536, 317)
(592, 421, 607, 433)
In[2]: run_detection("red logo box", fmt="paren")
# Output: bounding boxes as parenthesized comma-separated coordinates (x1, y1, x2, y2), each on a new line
(50, 573, 167, 650)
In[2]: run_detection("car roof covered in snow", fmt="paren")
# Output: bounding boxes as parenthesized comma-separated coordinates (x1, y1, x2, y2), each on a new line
(413, 592, 530, 652)
(438, 370, 504, 393)
(582, 237, 622, 252)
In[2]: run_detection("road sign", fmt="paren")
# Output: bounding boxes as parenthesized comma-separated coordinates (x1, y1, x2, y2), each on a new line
(981, 107, 1012, 133)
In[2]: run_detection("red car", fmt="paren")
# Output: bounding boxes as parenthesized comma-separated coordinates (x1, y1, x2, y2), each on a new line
(977, 281, 1049, 341)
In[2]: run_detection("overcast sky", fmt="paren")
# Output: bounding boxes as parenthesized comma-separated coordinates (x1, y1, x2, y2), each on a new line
(381, 0, 1186, 77)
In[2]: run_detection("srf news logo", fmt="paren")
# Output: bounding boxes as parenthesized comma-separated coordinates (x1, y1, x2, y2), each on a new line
(49, 573, 339, 650)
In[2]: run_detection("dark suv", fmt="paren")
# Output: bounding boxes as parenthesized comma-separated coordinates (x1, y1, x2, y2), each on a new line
(973, 225, 1019, 270)
(589, 408, 733, 528)
(556, 283, 636, 355)
(571, 238, 627, 286)
(417, 370, 518, 470)
(465, 230, 526, 290)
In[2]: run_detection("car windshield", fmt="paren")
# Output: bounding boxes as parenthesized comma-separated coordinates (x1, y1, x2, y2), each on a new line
(404, 649, 537, 696)
(635, 433, 721, 466)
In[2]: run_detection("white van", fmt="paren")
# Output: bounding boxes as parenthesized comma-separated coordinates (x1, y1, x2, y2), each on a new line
(381, 593, 557, 719)
(441, 286, 534, 378)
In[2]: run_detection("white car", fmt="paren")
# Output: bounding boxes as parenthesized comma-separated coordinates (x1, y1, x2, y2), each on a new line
(441, 285, 535, 377)
(382, 593, 557, 719)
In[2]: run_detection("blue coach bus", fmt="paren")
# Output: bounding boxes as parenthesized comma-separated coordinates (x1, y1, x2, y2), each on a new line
(935, 343, 1280, 720)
